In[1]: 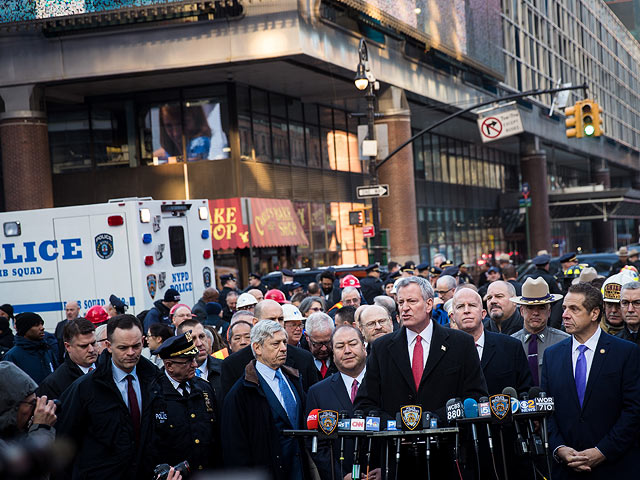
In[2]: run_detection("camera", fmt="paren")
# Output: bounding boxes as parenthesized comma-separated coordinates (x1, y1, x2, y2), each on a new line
(154, 461, 190, 480)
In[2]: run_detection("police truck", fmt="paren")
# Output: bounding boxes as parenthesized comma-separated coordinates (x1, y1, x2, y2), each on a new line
(0, 198, 215, 331)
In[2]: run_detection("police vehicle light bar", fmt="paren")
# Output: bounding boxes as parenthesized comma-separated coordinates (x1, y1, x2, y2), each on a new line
(3, 221, 21, 237)
(160, 204, 192, 214)
(108, 215, 124, 226)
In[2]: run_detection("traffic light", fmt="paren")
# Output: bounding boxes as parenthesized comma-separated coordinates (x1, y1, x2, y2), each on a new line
(580, 100, 596, 137)
(593, 101, 603, 136)
(349, 210, 364, 226)
(565, 101, 582, 138)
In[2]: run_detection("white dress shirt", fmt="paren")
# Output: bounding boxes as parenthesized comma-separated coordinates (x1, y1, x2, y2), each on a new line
(340, 368, 366, 400)
(196, 362, 209, 381)
(165, 369, 190, 395)
(314, 358, 331, 372)
(407, 321, 434, 369)
(475, 331, 485, 361)
(111, 361, 142, 412)
(571, 327, 602, 380)
(78, 363, 95, 374)
(255, 360, 296, 412)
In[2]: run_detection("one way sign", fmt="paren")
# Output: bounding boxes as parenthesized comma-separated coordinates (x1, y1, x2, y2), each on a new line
(357, 184, 389, 199)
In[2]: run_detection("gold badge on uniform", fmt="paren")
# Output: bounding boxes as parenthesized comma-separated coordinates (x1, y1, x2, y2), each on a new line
(202, 392, 213, 412)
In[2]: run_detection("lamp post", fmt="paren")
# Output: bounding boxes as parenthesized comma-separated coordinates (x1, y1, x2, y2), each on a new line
(354, 38, 382, 264)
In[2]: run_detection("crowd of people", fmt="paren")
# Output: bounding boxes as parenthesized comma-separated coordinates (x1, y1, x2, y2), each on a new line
(1, 250, 640, 479)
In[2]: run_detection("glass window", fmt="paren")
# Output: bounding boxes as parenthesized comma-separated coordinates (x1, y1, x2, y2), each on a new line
(169, 226, 187, 267)
(306, 124, 322, 168)
(251, 89, 269, 115)
(252, 113, 271, 163)
(431, 136, 441, 182)
(91, 102, 131, 169)
(310, 202, 327, 252)
(48, 106, 93, 174)
(183, 98, 230, 161)
(139, 101, 183, 165)
(237, 85, 253, 161)
(271, 117, 289, 164)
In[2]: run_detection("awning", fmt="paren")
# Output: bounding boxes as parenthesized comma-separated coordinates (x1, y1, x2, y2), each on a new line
(549, 187, 640, 222)
(208, 197, 308, 250)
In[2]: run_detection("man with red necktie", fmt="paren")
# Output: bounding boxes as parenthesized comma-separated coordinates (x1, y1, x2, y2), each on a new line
(355, 276, 487, 477)
(306, 324, 373, 479)
(57, 314, 158, 480)
(305, 312, 339, 379)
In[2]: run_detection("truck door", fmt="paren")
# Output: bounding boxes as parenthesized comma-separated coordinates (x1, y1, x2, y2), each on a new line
(162, 215, 195, 305)
(53, 214, 133, 311)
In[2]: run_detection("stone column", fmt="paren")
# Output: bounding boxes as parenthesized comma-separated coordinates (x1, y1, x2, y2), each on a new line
(376, 87, 419, 265)
(592, 159, 615, 251)
(0, 85, 53, 211)
(520, 136, 550, 255)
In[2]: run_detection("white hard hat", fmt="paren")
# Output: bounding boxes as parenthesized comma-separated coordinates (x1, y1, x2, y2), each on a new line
(282, 303, 303, 322)
(237, 292, 258, 309)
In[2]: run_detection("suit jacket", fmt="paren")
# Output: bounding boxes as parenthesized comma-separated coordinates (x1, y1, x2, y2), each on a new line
(541, 332, 640, 479)
(221, 344, 319, 398)
(355, 322, 488, 421)
(36, 354, 86, 400)
(315, 358, 339, 380)
(481, 330, 532, 395)
(306, 372, 357, 479)
(203, 355, 224, 415)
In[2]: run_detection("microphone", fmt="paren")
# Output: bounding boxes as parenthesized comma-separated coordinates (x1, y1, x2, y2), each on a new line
(463, 398, 480, 449)
(338, 411, 348, 479)
(352, 410, 364, 479)
(445, 397, 465, 423)
(478, 396, 494, 451)
(306, 409, 319, 454)
(503, 387, 527, 455)
(520, 393, 544, 456)
(365, 411, 380, 478)
(535, 390, 554, 478)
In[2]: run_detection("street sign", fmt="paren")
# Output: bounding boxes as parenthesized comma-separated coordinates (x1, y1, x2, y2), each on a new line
(357, 184, 389, 199)
(519, 198, 532, 207)
(363, 225, 375, 238)
(477, 109, 524, 143)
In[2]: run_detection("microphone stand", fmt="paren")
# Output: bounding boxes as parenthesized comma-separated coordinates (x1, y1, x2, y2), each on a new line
(499, 426, 509, 480)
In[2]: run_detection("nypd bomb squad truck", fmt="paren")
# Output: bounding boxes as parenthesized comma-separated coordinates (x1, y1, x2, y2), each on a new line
(0, 198, 215, 331)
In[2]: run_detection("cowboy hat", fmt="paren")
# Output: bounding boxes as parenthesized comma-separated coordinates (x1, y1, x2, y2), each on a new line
(510, 277, 563, 305)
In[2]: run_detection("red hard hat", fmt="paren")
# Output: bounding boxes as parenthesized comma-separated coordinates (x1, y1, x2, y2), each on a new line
(86, 305, 109, 325)
(265, 289, 288, 304)
(340, 274, 361, 289)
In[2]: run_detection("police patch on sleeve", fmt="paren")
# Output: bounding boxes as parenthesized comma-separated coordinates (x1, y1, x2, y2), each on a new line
(94, 233, 114, 259)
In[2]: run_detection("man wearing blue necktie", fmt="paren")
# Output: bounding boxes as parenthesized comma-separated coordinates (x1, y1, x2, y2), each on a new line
(541, 282, 640, 478)
(222, 320, 311, 479)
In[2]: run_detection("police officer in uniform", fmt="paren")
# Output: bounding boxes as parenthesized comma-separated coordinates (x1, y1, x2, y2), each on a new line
(147, 332, 219, 473)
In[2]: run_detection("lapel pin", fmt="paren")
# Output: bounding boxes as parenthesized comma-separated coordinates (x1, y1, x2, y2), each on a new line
(441, 345, 447, 351)
(600, 349, 605, 354)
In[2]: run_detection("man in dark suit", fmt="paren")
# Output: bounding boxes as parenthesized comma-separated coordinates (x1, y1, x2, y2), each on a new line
(452, 288, 532, 395)
(221, 299, 318, 398)
(616, 280, 640, 345)
(355, 276, 487, 477)
(37, 318, 99, 400)
(306, 325, 372, 479)
(541, 282, 640, 478)
(305, 312, 338, 380)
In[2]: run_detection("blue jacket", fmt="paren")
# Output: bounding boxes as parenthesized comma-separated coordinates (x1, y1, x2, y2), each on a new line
(143, 300, 171, 334)
(3, 336, 56, 384)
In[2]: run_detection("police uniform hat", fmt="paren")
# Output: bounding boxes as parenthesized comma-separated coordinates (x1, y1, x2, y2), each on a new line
(429, 266, 442, 276)
(532, 254, 551, 266)
(439, 259, 454, 269)
(442, 266, 459, 277)
(281, 269, 295, 277)
(219, 274, 235, 283)
(365, 263, 380, 273)
(559, 252, 578, 263)
(248, 272, 261, 281)
(416, 263, 429, 272)
(153, 332, 199, 359)
(487, 266, 500, 274)
(109, 294, 128, 314)
(388, 270, 401, 280)
(400, 266, 415, 275)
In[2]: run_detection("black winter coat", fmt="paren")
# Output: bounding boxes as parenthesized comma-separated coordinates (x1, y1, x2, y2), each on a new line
(222, 361, 312, 480)
(360, 275, 383, 305)
(36, 354, 85, 400)
(147, 372, 219, 472)
(56, 352, 159, 480)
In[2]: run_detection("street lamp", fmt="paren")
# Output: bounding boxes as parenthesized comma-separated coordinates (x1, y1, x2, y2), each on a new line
(354, 38, 382, 264)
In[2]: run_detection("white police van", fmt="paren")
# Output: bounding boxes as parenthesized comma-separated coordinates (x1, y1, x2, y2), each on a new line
(0, 198, 215, 331)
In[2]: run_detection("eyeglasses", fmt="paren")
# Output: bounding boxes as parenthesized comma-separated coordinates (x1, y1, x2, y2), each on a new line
(435, 288, 453, 296)
(308, 307, 323, 313)
(620, 300, 640, 308)
(362, 318, 391, 329)
(285, 322, 303, 330)
(169, 358, 197, 366)
(308, 339, 331, 349)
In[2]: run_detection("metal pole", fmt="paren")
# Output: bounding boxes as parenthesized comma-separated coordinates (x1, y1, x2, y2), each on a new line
(366, 82, 382, 264)
(525, 204, 531, 259)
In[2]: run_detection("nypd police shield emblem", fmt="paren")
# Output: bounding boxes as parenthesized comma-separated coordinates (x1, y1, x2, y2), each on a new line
(400, 405, 422, 430)
(318, 410, 338, 436)
(490, 394, 510, 420)
(94, 233, 114, 260)
(147, 274, 157, 299)
(203, 266, 212, 288)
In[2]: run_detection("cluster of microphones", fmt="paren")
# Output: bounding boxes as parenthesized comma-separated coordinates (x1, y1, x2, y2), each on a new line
(303, 387, 555, 479)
